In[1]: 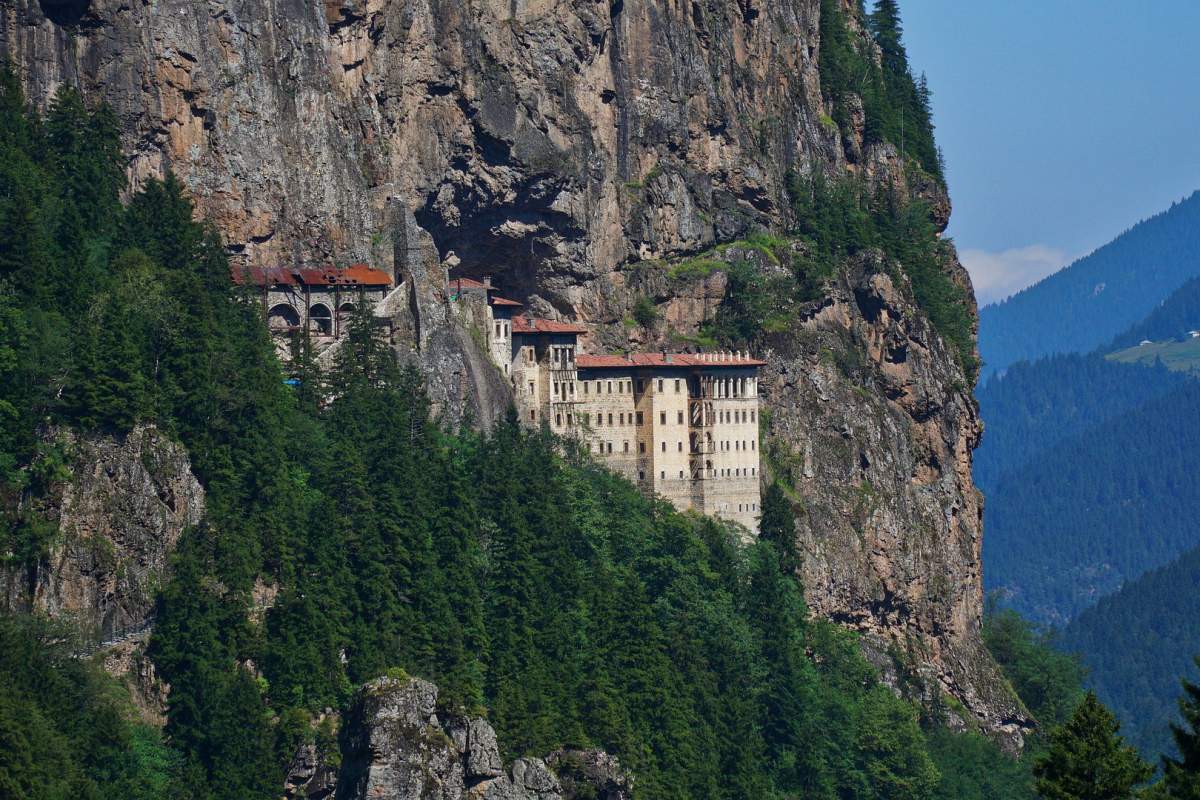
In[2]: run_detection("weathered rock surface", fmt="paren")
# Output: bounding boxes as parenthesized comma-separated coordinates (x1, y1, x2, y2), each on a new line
(326, 675, 631, 800)
(1, 424, 205, 641)
(750, 251, 1027, 747)
(0, 0, 1025, 745)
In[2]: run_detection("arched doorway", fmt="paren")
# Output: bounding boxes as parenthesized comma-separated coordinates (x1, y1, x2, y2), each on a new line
(267, 304, 300, 333)
(309, 303, 333, 335)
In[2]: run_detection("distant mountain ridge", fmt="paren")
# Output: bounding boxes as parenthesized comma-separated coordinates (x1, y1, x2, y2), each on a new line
(979, 191, 1200, 379)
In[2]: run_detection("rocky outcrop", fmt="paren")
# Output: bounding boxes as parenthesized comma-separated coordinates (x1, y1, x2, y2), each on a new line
(2, 424, 205, 641)
(316, 674, 631, 800)
(751, 250, 1024, 747)
(0, 0, 1023, 746)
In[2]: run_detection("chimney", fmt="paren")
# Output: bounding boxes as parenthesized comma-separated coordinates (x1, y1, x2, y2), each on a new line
(483, 276, 492, 288)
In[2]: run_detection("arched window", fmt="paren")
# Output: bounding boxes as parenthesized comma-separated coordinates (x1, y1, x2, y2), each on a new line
(267, 304, 300, 332)
(337, 302, 356, 325)
(309, 303, 333, 335)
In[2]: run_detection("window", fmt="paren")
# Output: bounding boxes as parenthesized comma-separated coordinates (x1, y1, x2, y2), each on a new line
(660, 412, 666, 425)
(607, 381, 612, 393)
(623, 441, 629, 453)
(674, 379, 681, 393)
(657, 379, 663, 392)
(584, 382, 589, 394)
(619, 413, 624, 425)
(556, 414, 562, 426)
(661, 441, 666, 452)
(679, 470, 684, 479)
(751, 410, 755, 422)
(677, 441, 682, 452)
(677, 411, 683, 424)
(566, 413, 573, 425)
(608, 413, 613, 426)
(638, 470, 645, 481)
(528, 381, 535, 395)
(751, 441, 756, 450)
(752, 467, 756, 476)
(625, 381, 631, 393)
(530, 410, 536, 421)
(495, 322, 501, 338)
(639, 442, 646, 454)
(637, 411, 644, 425)
(660, 470, 665, 480)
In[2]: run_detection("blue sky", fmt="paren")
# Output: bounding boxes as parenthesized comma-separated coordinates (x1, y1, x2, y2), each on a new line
(898, 0, 1200, 304)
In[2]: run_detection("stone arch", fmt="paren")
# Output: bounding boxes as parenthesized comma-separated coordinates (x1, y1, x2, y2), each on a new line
(337, 302, 356, 325)
(309, 303, 333, 335)
(267, 304, 300, 332)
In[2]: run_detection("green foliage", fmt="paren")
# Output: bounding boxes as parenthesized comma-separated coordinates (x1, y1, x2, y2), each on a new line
(703, 259, 796, 345)
(631, 295, 659, 329)
(986, 607, 1086, 732)
(927, 727, 1036, 800)
(787, 174, 977, 379)
(1032, 692, 1152, 800)
(818, 0, 942, 179)
(1159, 660, 1200, 799)
(1062, 546, 1200, 762)
(0, 613, 176, 800)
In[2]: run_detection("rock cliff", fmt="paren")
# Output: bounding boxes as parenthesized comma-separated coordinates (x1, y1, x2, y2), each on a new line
(1, 424, 204, 640)
(285, 674, 632, 800)
(0, 0, 1027, 744)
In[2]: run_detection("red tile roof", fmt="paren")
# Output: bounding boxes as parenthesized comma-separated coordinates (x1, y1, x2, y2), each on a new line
(489, 296, 523, 307)
(511, 315, 589, 335)
(577, 352, 766, 369)
(230, 264, 391, 288)
(447, 276, 490, 290)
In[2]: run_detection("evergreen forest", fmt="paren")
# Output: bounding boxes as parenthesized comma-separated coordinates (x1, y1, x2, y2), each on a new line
(2, 1, 1198, 793)
(1063, 545, 1200, 762)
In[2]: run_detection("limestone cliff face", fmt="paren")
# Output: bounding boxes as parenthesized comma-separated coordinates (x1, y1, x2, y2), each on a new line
(0, 0, 1025, 744)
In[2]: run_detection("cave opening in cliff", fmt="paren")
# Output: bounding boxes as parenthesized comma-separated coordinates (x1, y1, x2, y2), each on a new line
(39, 0, 91, 26)
(416, 200, 580, 310)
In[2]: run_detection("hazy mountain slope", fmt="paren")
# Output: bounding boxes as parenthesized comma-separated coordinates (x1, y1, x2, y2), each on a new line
(1110, 275, 1200, 350)
(974, 354, 1188, 490)
(1063, 545, 1200, 761)
(978, 192, 1200, 379)
(983, 378, 1200, 624)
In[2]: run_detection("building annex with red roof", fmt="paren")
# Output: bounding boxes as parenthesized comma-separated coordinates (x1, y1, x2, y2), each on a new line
(448, 271, 763, 532)
(235, 263, 391, 339)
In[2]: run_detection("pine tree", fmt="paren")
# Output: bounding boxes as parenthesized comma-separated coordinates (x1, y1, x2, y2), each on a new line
(759, 481, 800, 574)
(1032, 692, 1151, 800)
(1160, 659, 1200, 800)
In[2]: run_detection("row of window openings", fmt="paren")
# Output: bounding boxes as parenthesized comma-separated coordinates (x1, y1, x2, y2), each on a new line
(635, 467, 760, 480)
(555, 409, 757, 427)
(545, 378, 758, 398)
